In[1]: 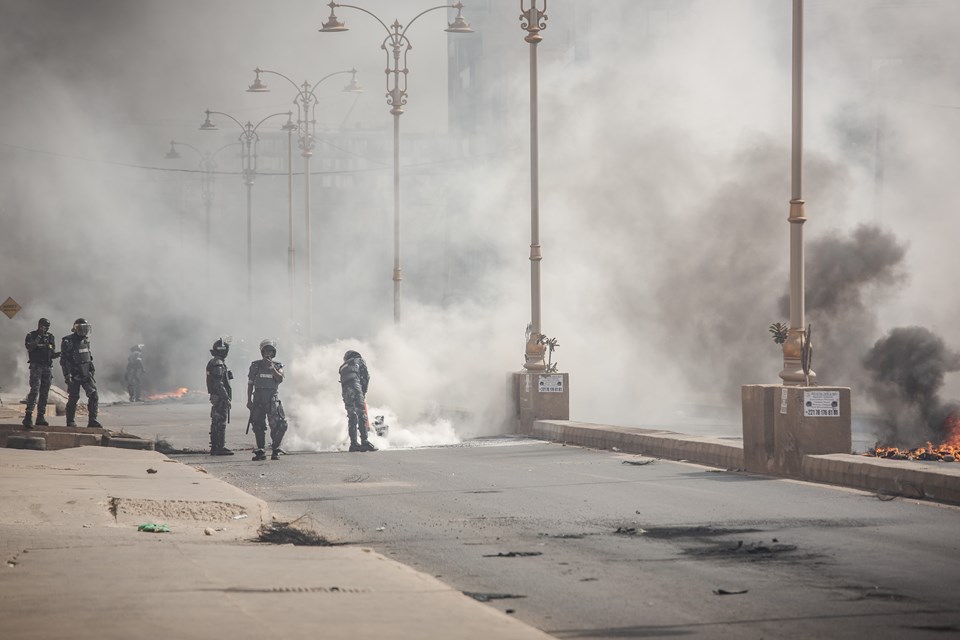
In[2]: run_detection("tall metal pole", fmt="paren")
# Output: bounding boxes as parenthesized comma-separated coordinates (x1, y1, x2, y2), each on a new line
(245, 179, 253, 311)
(780, 0, 814, 385)
(393, 111, 402, 324)
(304, 151, 313, 336)
(287, 125, 295, 326)
(521, 1, 547, 371)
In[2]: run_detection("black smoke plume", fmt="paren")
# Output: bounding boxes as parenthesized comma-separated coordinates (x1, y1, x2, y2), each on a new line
(862, 327, 960, 446)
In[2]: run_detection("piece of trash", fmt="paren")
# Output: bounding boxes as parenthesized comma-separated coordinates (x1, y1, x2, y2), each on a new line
(82, 523, 92, 528)
(373, 415, 389, 437)
(146, 468, 157, 474)
(137, 523, 170, 533)
(714, 589, 749, 596)
(622, 459, 654, 466)
(232, 514, 248, 520)
(615, 526, 638, 535)
(611, 447, 620, 452)
(505, 609, 515, 614)
(482, 551, 542, 558)
(463, 592, 527, 602)
(204, 527, 215, 536)
(375, 526, 386, 532)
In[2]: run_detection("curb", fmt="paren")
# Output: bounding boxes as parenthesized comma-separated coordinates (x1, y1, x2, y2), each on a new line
(527, 419, 960, 507)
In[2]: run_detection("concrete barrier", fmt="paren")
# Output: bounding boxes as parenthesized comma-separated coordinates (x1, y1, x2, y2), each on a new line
(529, 420, 744, 469)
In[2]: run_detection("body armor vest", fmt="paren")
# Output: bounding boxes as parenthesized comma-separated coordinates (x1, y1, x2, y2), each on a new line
(250, 360, 282, 390)
(26, 330, 57, 366)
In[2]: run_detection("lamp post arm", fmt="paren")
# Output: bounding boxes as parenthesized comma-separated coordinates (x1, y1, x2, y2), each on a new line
(331, 3, 392, 35)
(310, 68, 357, 95)
(251, 111, 295, 133)
(205, 110, 247, 132)
(256, 68, 301, 93)
(170, 140, 203, 159)
(402, 4, 459, 38)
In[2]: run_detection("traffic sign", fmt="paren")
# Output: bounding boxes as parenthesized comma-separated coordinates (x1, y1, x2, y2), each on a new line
(1, 297, 21, 319)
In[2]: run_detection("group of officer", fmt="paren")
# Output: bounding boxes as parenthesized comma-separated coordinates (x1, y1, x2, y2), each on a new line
(205, 338, 378, 461)
(23, 317, 101, 429)
(21, 315, 379, 459)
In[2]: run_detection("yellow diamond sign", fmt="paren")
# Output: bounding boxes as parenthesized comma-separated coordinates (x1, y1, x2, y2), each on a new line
(1, 297, 22, 319)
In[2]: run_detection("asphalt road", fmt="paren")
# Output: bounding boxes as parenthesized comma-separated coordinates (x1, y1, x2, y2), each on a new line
(102, 400, 960, 639)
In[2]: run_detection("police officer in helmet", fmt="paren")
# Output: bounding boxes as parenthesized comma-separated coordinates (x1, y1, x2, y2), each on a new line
(340, 349, 376, 452)
(23, 318, 59, 429)
(206, 337, 234, 455)
(246, 339, 286, 461)
(60, 318, 101, 428)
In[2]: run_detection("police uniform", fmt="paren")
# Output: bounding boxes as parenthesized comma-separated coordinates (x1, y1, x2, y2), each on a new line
(60, 318, 100, 428)
(340, 350, 376, 452)
(206, 338, 233, 455)
(23, 318, 58, 428)
(247, 339, 286, 461)
(125, 345, 145, 402)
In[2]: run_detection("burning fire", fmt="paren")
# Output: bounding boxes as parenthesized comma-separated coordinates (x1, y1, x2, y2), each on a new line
(865, 413, 960, 462)
(145, 387, 190, 401)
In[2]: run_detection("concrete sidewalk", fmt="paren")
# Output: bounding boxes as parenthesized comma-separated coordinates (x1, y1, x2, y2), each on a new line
(0, 446, 552, 640)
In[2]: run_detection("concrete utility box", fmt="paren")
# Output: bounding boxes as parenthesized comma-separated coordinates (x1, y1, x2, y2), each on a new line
(742, 384, 851, 477)
(512, 371, 569, 433)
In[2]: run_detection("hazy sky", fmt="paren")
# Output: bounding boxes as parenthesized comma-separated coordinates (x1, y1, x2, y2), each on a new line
(2, 1, 959, 448)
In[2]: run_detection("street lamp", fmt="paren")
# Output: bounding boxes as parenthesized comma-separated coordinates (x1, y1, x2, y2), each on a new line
(519, 0, 547, 370)
(779, 0, 815, 385)
(320, 1, 473, 325)
(199, 109, 295, 312)
(164, 140, 239, 281)
(248, 67, 363, 339)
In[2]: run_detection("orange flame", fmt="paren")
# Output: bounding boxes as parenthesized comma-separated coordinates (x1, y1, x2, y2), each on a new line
(865, 412, 960, 462)
(145, 387, 190, 401)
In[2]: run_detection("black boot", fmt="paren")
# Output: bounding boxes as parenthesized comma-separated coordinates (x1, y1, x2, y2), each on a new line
(88, 418, 102, 429)
(252, 449, 267, 461)
(271, 448, 280, 460)
(360, 440, 378, 452)
(349, 442, 362, 452)
(65, 407, 77, 427)
(22, 413, 33, 430)
(35, 409, 48, 427)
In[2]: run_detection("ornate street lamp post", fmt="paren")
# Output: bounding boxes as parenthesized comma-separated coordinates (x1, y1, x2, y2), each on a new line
(200, 109, 294, 311)
(779, 0, 815, 385)
(248, 67, 362, 339)
(519, 0, 547, 370)
(320, 1, 473, 324)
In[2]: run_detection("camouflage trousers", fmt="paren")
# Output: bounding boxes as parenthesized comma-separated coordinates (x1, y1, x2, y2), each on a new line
(25, 364, 52, 415)
(210, 394, 230, 450)
(249, 391, 285, 451)
(341, 384, 369, 444)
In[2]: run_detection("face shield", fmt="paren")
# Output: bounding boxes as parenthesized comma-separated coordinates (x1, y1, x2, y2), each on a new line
(75, 323, 91, 337)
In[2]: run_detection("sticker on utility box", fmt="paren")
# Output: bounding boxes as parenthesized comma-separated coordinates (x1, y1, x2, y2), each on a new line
(538, 374, 563, 393)
(804, 390, 840, 417)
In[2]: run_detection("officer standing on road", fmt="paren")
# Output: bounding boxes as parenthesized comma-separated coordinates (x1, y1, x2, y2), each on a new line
(60, 318, 101, 428)
(247, 339, 286, 461)
(206, 337, 234, 456)
(340, 350, 376, 452)
(125, 344, 145, 402)
(23, 318, 59, 429)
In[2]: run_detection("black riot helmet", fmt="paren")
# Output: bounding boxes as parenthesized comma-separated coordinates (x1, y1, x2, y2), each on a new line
(259, 339, 277, 359)
(72, 318, 91, 337)
(343, 350, 361, 362)
(37, 318, 50, 333)
(210, 337, 230, 358)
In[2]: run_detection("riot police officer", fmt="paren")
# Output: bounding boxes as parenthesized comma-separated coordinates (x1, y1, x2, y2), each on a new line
(23, 318, 59, 429)
(340, 350, 376, 452)
(206, 337, 234, 456)
(60, 318, 101, 428)
(125, 344, 145, 402)
(246, 339, 287, 461)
